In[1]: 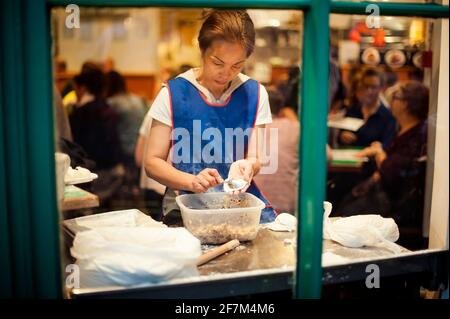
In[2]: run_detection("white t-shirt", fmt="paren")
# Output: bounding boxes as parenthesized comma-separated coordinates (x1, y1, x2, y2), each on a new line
(149, 68, 272, 126)
(138, 112, 167, 195)
(139, 68, 272, 197)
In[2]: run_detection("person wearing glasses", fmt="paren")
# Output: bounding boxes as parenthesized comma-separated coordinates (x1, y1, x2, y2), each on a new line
(339, 67, 397, 148)
(337, 81, 429, 240)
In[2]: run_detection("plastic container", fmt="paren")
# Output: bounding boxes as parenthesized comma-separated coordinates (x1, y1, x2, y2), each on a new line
(55, 152, 70, 209)
(175, 192, 265, 244)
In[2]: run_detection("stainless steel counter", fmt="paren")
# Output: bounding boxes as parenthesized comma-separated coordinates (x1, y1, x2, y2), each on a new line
(198, 228, 296, 275)
(69, 226, 448, 299)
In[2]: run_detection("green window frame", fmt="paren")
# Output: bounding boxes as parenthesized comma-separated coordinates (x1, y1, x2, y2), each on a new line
(0, 0, 448, 298)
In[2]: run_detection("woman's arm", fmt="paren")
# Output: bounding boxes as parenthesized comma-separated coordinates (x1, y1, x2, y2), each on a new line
(356, 141, 387, 168)
(226, 124, 266, 195)
(144, 119, 223, 192)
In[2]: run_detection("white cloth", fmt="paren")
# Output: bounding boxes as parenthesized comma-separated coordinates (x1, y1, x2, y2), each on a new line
(71, 226, 202, 288)
(149, 68, 272, 127)
(264, 213, 297, 232)
(323, 201, 401, 253)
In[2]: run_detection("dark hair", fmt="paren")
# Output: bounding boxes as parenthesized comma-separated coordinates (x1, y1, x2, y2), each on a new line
(361, 66, 385, 87)
(198, 9, 255, 57)
(81, 61, 101, 73)
(73, 64, 104, 98)
(267, 89, 285, 116)
(281, 66, 300, 112)
(408, 67, 424, 82)
(105, 70, 127, 97)
(384, 67, 398, 87)
(398, 81, 429, 121)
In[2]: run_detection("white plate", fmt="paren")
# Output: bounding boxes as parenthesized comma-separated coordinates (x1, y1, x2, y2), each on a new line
(361, 47, 380, 65)
(64, 173, 98, 185)
(327, 117, 365, 132)
(385, 49, 406, 68)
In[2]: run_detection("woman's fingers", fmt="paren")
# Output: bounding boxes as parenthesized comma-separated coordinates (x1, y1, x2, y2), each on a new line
(202, 169, 224, 187)
(192, 174, 211, 192)
(200, 171, 216, 185)
(192, 183, 206, 193)
(205, 168, 223, 184)
(193, 179, 208, 192)
(192, 168, 224, 192)
(237, 161, 253, 181)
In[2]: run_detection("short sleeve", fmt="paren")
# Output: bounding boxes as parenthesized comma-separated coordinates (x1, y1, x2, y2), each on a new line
(255, 84, 273, 126)
(148, 86, 172, 127)
(139, 110, 153, 136)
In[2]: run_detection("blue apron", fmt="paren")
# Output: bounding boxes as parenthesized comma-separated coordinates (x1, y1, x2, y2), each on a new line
(166, 77, 276, 223)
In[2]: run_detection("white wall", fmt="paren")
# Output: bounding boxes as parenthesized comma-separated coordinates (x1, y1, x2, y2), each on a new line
(426, 17, 449, 250)
(53, 8, 160, 73)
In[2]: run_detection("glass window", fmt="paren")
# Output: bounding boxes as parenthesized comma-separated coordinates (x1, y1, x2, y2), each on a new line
(326, 13, 448, 253)
(51, 7, 303, 298)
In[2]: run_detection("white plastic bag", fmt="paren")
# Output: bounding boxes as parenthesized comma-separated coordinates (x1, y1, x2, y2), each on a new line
(63, 209, 166, 235)
(323, 201, 401, 253)
(70, 227, 202, 288)
(264, 213, 297, 232)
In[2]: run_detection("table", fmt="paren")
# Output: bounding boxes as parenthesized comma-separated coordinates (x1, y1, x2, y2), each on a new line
(328, 160, 363, 173)
(328, 148, 366, 173)
(68, 227, 448, 299)
(62, 185, 99, 211)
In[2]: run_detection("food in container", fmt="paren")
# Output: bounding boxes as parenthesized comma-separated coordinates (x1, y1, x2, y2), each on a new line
(175, 192, 265, 244)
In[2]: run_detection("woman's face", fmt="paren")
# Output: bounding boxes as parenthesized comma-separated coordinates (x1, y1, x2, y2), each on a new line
(390, 89, 407, 120)
(200, 40, 247, 93)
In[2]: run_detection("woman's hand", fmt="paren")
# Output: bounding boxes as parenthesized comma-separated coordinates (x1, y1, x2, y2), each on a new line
(228, 159, 254, 194)
(186, 168, 223, 193)
(355, 142, 386, 166)
(340, 131, 357, 145)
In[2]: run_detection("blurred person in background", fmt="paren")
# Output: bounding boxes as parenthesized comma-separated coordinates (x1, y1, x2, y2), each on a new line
(105, 70, 146, 202)
(254, 89, 299, 214)
(339, 67, 397, 149)
(102, 56, 116, 73)
(105, 70, 146, 166)
(70, 64, 124, 206)
(135, 111, 167, 219)
(382, 67, 399, 108)
(336, 81, 429, 248)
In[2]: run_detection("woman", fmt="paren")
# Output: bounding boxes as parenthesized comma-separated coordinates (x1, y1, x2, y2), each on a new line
(144, 10, 276, 223)
(70, 65, 122, 170)
(337, 81, 429, 230)
(105, 70, 145, 165)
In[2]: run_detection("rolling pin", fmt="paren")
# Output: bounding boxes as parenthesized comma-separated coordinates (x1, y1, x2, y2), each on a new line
(197, 239, 240, 266)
